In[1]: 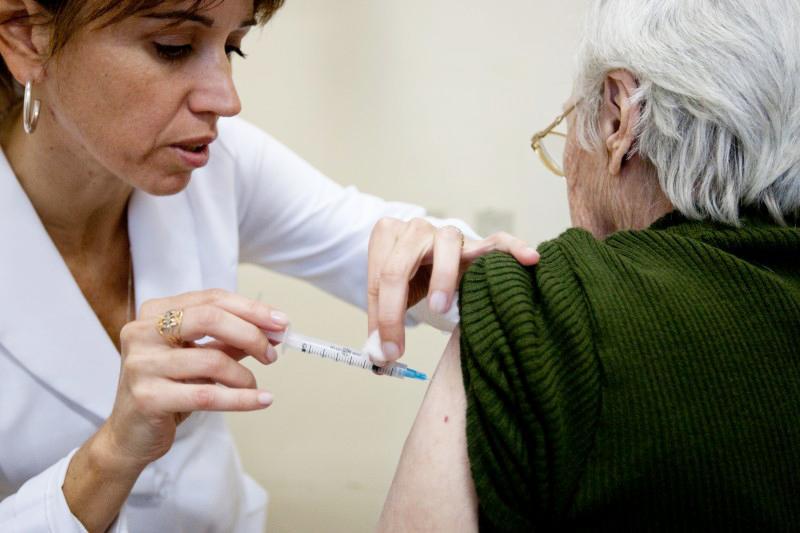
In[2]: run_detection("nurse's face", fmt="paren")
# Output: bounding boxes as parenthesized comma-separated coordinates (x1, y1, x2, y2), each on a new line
(39, 0, 253, 195)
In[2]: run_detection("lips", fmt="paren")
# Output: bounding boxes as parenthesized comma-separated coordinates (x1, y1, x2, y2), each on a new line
(179, 143, 206, 153)
(170, 135, 216, 169)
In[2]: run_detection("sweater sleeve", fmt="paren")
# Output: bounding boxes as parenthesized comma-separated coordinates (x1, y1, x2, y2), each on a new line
(458, 249, 602, 531)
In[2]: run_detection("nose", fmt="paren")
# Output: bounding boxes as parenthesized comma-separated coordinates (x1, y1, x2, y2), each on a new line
(188, 56, 242, 118)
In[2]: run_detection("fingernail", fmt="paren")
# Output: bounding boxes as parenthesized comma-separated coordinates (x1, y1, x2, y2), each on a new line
(381, 341, 400, 361)
(429, 290, 450, 314)
(362, 330, 386, 365)
(525, 247, 540, 258)
(258, 392, 273, 406)
(270, 311, 289, 326)
(265, 344, 279, 363)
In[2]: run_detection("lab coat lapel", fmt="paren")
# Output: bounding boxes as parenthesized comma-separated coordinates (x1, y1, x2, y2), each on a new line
(0, 151, 119, 422)
(127, 187, 204, 310)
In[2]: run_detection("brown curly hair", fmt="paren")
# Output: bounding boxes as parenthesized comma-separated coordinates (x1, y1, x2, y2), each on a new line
(0, 0, 285, 110)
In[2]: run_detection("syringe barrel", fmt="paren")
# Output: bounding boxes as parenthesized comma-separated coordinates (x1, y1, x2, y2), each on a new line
(267, 327, 411, 379)
(372, 361, 409, 379)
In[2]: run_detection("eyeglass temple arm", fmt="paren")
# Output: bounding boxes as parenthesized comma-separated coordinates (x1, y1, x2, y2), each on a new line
(531, 103, 577, 146)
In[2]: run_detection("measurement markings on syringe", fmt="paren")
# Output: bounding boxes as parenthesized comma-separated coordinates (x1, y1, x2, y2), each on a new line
(300, 343, 373, 369)
(267, 330, 426, 381)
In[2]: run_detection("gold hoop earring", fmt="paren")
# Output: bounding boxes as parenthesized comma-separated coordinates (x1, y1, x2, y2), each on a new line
(23, 80, 40, 134)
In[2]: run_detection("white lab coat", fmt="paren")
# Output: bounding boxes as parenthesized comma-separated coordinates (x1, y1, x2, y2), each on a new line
(0, 117, 466, 532)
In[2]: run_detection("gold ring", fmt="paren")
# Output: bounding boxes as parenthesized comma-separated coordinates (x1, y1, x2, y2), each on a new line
(443, 225, 465, 249)
(157, 309, 184, 347)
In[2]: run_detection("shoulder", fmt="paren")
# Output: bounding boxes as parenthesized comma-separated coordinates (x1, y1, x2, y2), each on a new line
(215, 116, 270, 163)
(193, 117, 287, 218)
(190, 116, 268, 190)
(457, 248, 603, 527)
(215, 116, 297, 163)
(216, 115, 266, 145)
(460, 229, 597, 332)
(459, 242, 596, 369)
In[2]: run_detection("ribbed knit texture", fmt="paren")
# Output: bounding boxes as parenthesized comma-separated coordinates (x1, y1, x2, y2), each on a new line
(458, 211, 800, 532)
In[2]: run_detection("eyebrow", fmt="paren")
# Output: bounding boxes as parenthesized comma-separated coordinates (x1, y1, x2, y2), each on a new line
(145, 11, 257, 29)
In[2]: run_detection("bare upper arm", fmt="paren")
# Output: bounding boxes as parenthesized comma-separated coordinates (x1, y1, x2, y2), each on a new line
(377, 329, 479, 533)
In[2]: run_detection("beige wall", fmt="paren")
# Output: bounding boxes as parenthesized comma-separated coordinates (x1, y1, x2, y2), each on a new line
(226, 2, 589, 531)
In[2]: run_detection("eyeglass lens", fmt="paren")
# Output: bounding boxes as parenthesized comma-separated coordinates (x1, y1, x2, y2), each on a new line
(539, 133, 567, 175)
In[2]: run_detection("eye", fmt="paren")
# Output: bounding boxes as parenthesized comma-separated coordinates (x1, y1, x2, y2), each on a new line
(225, 45, 247, 59)
(154, 43, 192, 61)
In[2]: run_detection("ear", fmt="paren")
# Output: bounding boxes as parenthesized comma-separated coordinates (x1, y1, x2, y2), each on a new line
(0, 0, 51, 86)
(600, 69, 640, 176)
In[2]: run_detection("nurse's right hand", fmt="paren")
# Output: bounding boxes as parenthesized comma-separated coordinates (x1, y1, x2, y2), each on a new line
(63, 289, 286, 532)
(108, 289, 286, 468)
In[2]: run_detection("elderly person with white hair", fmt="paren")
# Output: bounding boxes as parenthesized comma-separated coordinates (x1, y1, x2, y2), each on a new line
(376, 1, 800, 531)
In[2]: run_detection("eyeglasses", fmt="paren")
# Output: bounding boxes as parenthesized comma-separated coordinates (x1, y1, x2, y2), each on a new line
(530, 103, 576, 177)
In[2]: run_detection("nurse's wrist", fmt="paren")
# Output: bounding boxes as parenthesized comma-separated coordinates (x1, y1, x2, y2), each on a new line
(90, 424, 151, 477)
(64, 429, 145, 532)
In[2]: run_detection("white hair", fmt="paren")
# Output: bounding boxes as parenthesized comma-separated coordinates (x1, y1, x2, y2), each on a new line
(573, 0, 800, 225)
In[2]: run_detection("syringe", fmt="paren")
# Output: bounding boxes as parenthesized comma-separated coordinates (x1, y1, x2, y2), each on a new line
(265, 327, 428, 381)
(265, 328, 428, 381)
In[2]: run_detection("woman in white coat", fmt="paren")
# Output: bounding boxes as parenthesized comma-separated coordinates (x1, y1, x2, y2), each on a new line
(0, 0, 537, 531)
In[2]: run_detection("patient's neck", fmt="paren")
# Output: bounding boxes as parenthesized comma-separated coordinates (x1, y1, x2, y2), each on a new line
(589, 157, 674, 239)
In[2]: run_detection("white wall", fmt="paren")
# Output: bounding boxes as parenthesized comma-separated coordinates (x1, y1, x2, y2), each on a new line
(226, 2, 589, 531)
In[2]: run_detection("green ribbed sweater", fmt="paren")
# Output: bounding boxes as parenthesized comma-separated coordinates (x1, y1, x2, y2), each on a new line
(458, 211, 800, 532)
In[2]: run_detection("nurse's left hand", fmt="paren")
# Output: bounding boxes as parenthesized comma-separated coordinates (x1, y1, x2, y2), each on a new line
(367, 217, 539, 364)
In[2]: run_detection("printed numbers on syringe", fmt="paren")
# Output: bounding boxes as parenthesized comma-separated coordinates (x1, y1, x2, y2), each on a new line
(300, 343, 373, 370)
(268, 328, 427, 381)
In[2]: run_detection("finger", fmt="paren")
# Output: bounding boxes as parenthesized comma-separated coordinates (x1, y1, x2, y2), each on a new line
(198, 339, 280, 363)
(160, 382, 273, 412)
(122, 317, 278, 365)
(155, 348, 259, 390)
(377, 219, 435, 361)
(461, 232, 540, 265)
(427, 226, 464, 314)
(168, 305, 275, 364)
(367, 217, 404, 334)
(139, 289, 290, 332)
(195, 340, 248, 361)
(509, 244, 540, 266)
